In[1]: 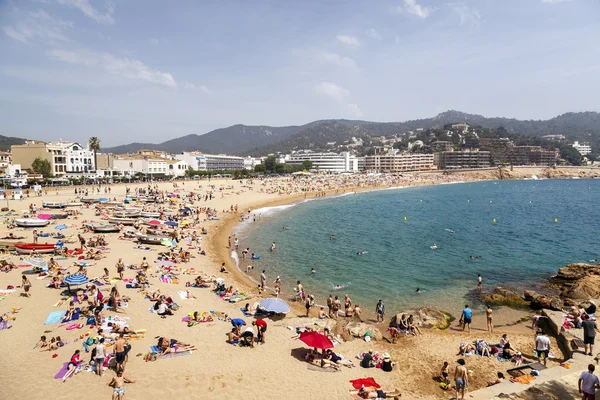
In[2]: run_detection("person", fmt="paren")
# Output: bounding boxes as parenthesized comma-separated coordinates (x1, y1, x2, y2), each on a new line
(376, 300, 385, 323)
(78, 234, 87, 250)
(441, 361, 450, 386)
(116, 258, 125, 280)
(344, 294, 352, 311)
(324, 349, 354, 368)
(63, 350, 82, 382)
(454, 359, 468, 400)
(227, 328, 239, 344)
(240, 326, 255, 348)
(108, 370, 135, 400)
(157, 301, 174, 317)
(381, 353, 394, 372)
(586, 301, 597, 316)
(318, 307, 329, 319)
(114, 333, 131, 372)
(253, 319, 267, 344)
(360, 350, 374, 368)
(354, 304, 363, 322)
(332, 296, 341, 319)
(415, 287, 421, 293)
(357, 387, 401, 399)
(305, 294, 314, 317)
(531, 314, 547, 331)
(513, 351, 523, 366)
(95, 338, 106, 377)
(327, 294, 333, 317)
(486, 305, 493, 332)
(22, 275, 31, 298)
(310, 268, 316, 274)
(582, 316, 597, 356)
(499, 333, 510, 349)
(535, 331, 551, 367)
(461, 305, 472, 333)
(477, 273, 482, 293)
(260, 270, 266, 290)
(579, 364, 600, 400)
(270, 242, 276, 252)
(487, 372, 505, 387)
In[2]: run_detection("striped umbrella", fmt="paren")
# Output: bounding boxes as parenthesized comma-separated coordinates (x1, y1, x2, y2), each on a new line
(64, 273, 89, 286)
(161, 239, 176, 247)
(259, 298, 290, 314)
(25, 257, 47, 268)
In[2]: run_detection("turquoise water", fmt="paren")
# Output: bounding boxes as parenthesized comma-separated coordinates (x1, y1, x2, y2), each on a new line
(233, 179, 599, 315)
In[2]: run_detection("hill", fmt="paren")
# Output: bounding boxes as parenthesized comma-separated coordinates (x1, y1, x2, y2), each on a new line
(0, 135, 27, 151)
(102, 111, 600, 156)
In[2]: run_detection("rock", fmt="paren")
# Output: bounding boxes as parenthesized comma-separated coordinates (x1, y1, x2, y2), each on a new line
(391, 307, 453, 330)
(523, 290, 539, 302)
(484, 287, 528, 307)
(548, 263, 600, 303)
(563, 275, 600, 301)
(551, 263, 600, 282)
(346, 322, 382, 341)
(530, 295, 563, 311)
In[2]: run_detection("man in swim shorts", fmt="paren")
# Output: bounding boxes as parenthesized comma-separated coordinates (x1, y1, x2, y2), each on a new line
(461, 305, 472, 333)
(109, 370, 135, 400)
(454, 359, 468, 400)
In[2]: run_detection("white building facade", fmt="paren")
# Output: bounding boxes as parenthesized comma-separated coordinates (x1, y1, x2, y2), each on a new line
(572, 141, 592, 155)
(175, 152, 245, 171)
(364, 151, 434, 173)
(286, 152, 358, 172)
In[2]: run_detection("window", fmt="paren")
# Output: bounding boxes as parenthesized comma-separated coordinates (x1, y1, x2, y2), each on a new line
(70, 158, 74, 164)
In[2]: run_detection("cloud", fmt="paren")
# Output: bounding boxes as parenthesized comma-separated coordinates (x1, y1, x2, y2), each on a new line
(336, 34, 360, 48)
(182, 81, 210, 93)
(347, 103, 364, 117)
(56, 0, 115, 24)
(449, 3, 481, 26)
(365, 28, 382, 41)
(3, 9, 70, 43)
(400, 0, 433, 19)
(321, 51, 359, 70)
(313, 82, 350, 102)
(46, 48, 177, 87)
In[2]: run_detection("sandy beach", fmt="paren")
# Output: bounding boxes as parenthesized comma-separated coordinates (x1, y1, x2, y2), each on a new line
(0, 169, 592, 399)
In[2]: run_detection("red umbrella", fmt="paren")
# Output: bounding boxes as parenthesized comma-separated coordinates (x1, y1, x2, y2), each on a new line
(299, 331, 333, 350)
(148, 220, 160, 225)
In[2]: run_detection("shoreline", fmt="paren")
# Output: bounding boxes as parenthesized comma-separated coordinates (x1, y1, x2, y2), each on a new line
(213, 171, 599, 323)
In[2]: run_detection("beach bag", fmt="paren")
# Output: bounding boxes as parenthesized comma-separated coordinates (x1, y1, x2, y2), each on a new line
(86, 336, 95, 346)
(87, 315, 96, 325)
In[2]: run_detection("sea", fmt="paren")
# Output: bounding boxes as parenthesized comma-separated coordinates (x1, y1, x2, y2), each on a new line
(232, 179, 599, 315)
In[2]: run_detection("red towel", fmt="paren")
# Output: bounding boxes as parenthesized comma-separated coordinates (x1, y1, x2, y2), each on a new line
(349, 378, 380, 389)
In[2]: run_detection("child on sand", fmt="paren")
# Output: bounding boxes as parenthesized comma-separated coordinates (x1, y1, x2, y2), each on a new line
(441, 361, 450, 387)
(108, 371, 135, 399)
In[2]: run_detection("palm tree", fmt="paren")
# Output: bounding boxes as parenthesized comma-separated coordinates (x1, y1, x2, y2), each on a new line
(88, 137, 101, 171)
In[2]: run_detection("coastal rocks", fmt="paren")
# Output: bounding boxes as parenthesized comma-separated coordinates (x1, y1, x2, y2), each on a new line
(483, 287, 528, 307)
(391, 307, 453, 330)
(346, 322, 382, 341)
(549, 263, 600, 302)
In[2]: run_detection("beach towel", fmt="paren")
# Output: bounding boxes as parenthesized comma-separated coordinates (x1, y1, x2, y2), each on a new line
(61, 312, 80, 324)
(149, 346, 192, 360)
(54, 362, 82, 379)
(349, 378, 380, 390)
(513, 374, 536, 384)
(44, 310, 66, 325)
(178, 291, 191, 300)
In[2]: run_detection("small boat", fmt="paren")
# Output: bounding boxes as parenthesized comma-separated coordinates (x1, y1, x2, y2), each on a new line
(90, 224, 120, 233)
(66, 202, 83, 207)
(15, 218, 50, 228)
(136, 233, 168, 245)
(15, 243, 56, 254)
(113, 211, 141, 218)
(50, 213, 69, 220)
(140, 211, 161, 218)
(108, 217, 138, 225)
(81, 198, 99, 204)
(42, 202, 66, 209)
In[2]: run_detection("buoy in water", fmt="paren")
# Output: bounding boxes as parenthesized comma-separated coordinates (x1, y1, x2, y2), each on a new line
(467, 200, 470, 203)
(420, 200, 422, 203)
(492, 218, 497, 224)
(490, 200, 493, 203)
(403, 216, 407, 222)
(554, 218, 558, 223)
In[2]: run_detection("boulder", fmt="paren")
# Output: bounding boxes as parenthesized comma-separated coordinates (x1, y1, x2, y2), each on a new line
(563, 275, 600, 301)
(484, 287, 528, 307)
(530, 295, 563, 311)
(391, 307, 453, 330)
(523, 290, 539, 302)
(346, 322, 382, 341)
(551, 263, 600, 282)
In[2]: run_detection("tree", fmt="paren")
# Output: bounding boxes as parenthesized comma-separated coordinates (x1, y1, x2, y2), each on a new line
(185, 166, 196, 177)
(274, 163, 285, 173)
(559, 145, 582, 166)
(31, 157, 52, 177)
(301, 160, 313, 171)
(254, 164, 266, 173)
(264, 156, 276, 173)
(89, 137, 101, 170)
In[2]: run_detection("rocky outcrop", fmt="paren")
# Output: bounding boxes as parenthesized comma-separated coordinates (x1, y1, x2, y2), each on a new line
(549, 263, 600, 302)
(391, 307, 453, 330)
(346, 322, 382, 341)
(524, 290, 563, 311)
(484, 287, 528, 307)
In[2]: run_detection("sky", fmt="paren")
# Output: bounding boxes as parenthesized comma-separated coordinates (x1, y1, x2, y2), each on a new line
(0, 0, 598, 146)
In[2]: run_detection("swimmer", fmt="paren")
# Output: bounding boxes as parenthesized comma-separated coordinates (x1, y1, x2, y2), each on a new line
(430, 244, 438, 250)
(445, 229, 455, 233)
(357, 251, 368, 255)
(283, 226, 289, 230)
(330, 235, 335, 240)
(311, 268, 316, 274)
(415, 288, 421, 293)
(270, 242, 276, 252)
(469, 255, 481, 260)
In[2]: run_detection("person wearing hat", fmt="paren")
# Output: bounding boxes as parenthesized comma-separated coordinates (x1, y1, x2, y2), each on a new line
(582, 315, 597, 356)
(360, 350, 374, 368)
(381, 353, 395, 372)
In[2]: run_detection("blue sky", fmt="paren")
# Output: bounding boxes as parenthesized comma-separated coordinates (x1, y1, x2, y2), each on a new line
(0, 0, 598, 146)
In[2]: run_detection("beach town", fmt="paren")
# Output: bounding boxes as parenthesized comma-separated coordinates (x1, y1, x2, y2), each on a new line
(0, 169, 598, 400)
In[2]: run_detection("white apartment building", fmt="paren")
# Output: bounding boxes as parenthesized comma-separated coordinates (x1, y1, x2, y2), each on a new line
(572, 141, 592, 155)
(112, 157, 188, 177)
(0, 152, 11, 169)
(364, 150, 434, 173)
(46, 141, 95, 174)
(243, 157, 261, 170)
(175, 152, 245, 171)
(286, 152, 358, 172)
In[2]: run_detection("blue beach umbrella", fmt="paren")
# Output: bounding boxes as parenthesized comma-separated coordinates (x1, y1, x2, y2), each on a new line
(164, 221, 178, 227)
(64, 273, 89, 286)
(259, 298, 290, 314)
(55, 224, 67, 230)
(98, 197, 108, 202)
